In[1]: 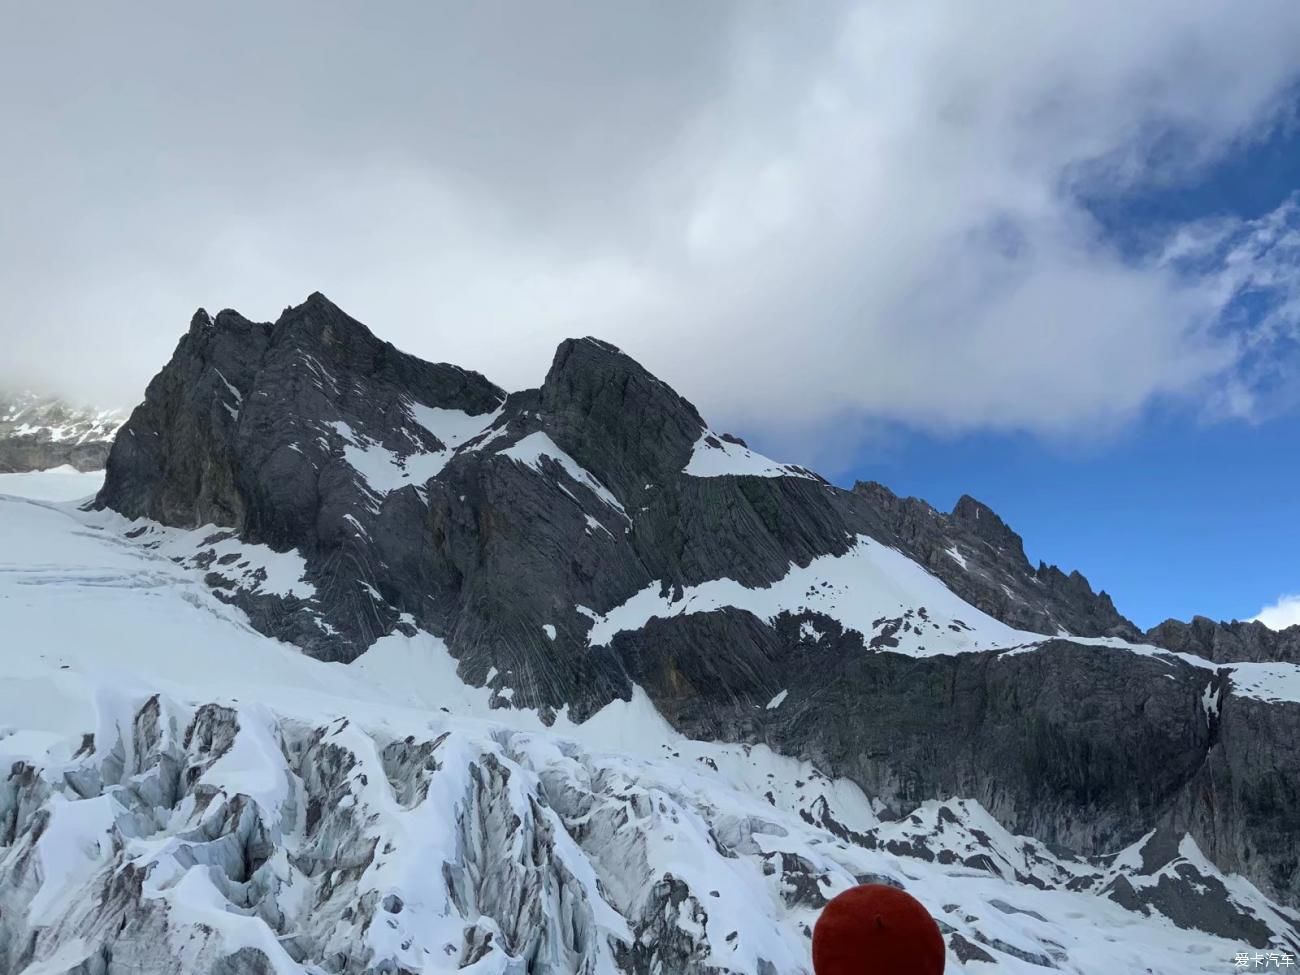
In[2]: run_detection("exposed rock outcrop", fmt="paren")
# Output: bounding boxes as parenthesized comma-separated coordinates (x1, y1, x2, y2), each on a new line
(1147, 615, 1300, 663)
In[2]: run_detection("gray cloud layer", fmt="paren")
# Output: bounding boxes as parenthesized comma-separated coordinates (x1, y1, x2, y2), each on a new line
(4, 1, 1299, 467)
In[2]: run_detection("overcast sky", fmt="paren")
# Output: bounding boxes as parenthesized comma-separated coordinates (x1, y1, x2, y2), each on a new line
(4, 1, 1300, 466)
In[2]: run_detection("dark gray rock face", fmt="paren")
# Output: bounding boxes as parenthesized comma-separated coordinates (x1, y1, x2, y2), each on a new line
(618, 618, 1300, 908)
(92, 294, 1300, 920)
(1169, 684, 1300, 912)
(849, 481, 1142, 641)
(98, 295, 507, 658)
(1147, 615, 1300, 663)
(0, 391, 122, 472)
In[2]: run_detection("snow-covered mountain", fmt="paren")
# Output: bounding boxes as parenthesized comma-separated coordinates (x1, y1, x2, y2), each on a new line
(1, 292, 1298, 973)
(0, 390, 124, 473)
(1, 489, 1296, 974)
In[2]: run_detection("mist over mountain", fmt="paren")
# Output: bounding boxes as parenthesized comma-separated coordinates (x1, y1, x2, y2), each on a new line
(0, 390, 123, 473)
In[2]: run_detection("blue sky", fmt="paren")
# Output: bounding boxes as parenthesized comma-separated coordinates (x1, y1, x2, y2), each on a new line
(842, 410, 1300, 629)
(838, 114, 1300, 630)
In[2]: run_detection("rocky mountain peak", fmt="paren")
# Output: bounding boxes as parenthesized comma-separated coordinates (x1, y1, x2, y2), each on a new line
(951, 493, 1029, 561)
(187, 307, 213, 334)
(271, 290, 380, 353)
(539, 336, 706, 499)
(263, 292, 488, 411)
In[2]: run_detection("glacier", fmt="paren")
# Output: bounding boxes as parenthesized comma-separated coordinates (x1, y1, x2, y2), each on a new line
(2, 474, 1296, 973)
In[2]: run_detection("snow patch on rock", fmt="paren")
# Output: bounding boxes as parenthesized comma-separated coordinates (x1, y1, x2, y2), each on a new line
(585, 535, 1023, 655)
(684, 432, 817, 480)
(500, 431, 628, 520)
(798, 620, 824, 644)
(328, 404, 500, 500)
(407, 401, 502, 454)
(1228, 662, 1300, 705)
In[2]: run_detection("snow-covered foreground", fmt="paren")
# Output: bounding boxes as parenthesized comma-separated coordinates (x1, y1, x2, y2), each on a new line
(0, 495, 1294, 973)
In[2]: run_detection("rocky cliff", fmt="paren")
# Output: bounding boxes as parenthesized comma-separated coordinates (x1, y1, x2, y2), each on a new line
(1147, 615, 1300, 663)
(84, 293, 1300, 933)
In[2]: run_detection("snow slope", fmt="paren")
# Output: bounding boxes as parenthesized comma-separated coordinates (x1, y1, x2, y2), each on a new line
(1, 495, 1296, 973)
(0, 465, 105, 502)
(683, 432, 817, 480)
(586, 535, 1025, 655)
(582, 531, 1300, 704)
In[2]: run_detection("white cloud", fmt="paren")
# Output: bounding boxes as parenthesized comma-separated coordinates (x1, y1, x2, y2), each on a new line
(1157, 198, 1300, 422)
(2, 1, 1300, 466)
(1253, 594, 1300, 631)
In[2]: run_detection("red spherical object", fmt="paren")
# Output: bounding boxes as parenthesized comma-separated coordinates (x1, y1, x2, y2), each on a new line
(812, 884, 946, 975)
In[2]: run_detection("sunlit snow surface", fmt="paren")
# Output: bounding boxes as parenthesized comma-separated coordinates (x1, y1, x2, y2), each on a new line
(1228, 662, 1300, 704)
(683, 431, 818, 479)
(1, 495, 1297, 973)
